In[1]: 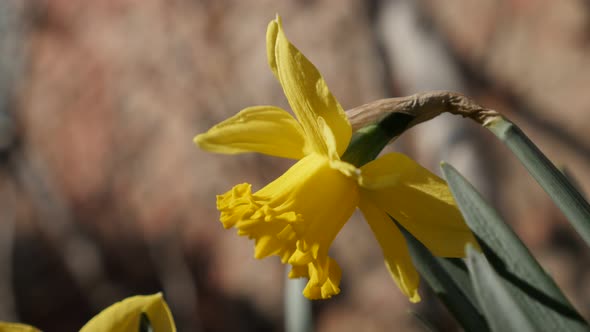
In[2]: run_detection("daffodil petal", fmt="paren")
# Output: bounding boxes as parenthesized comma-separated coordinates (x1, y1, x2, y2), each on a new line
(360, 153, 478, 257)
(80, 293, 176, 332)
(317, 116, 340, 161)
(358, 194, 421, 302)
(0, 322, 41, 332)
(267, 16, 352, 156)
(194, 105, 309, 159)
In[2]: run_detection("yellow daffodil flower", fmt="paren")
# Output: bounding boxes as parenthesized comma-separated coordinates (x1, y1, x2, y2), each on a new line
(0, 293, 176, 332)
(195, 16, 477, 302)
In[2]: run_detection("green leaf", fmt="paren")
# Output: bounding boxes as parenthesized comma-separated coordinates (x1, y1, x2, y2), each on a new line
(441, 162, 590, 332)
(486, 117, 590, 247)
(396, 219, 490, 332)
(435, 257, 478, 306)
(466, 245, 539, 332)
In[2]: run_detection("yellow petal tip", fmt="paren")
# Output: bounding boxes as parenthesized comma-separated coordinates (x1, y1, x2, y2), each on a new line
(193, 133, 212, 151)
(409, 294, 421, 303)
(193, 134, 203, 146)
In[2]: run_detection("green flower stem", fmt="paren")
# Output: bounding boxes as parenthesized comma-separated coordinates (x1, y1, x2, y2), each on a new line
(342, 112, 414, 167)
(284, 267, 312, 332)
(485, 117, 590, 247)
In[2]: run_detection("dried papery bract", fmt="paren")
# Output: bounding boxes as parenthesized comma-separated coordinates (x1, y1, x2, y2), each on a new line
(346, 90, 500, 133)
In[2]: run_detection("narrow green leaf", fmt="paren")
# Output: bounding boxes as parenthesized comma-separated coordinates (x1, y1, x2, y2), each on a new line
(466, 245, 539, 332)
(435, 257, 478, 305)
(441, 163, 589, 332)
(396, 219, 490, 332)
(486, 117, 590, 247)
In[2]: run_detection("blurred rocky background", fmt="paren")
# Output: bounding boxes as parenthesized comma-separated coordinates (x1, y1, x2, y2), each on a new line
(1, 0, 590, 331)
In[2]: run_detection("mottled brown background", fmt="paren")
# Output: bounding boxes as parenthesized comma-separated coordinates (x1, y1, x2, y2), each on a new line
(1, 0, 590, 331)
